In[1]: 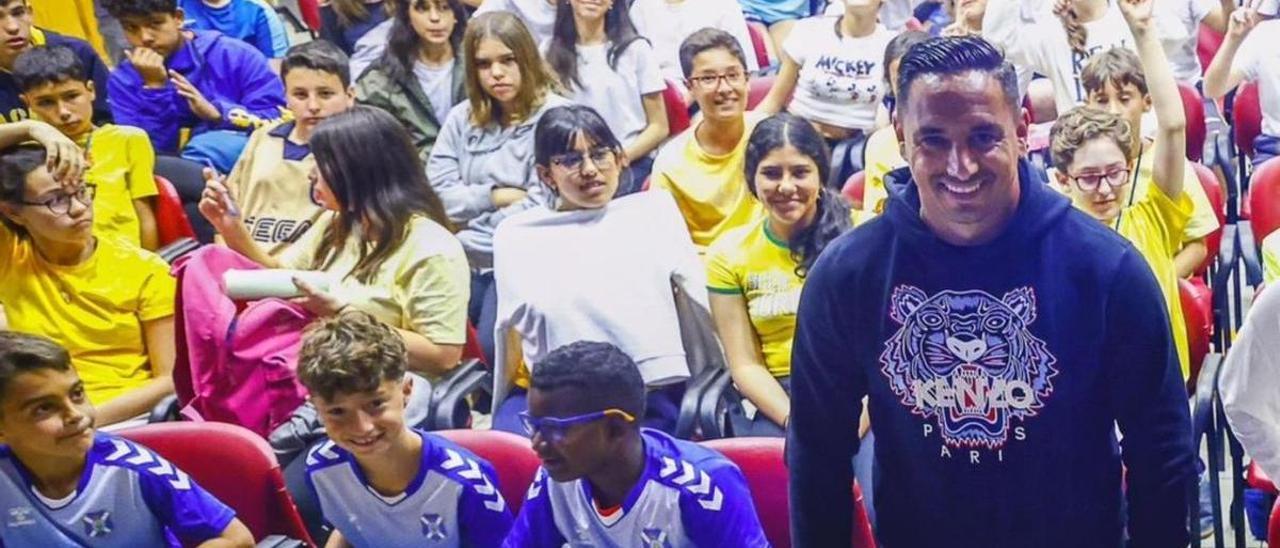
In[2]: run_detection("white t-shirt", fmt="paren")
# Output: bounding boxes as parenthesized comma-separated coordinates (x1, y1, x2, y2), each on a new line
(414, 59, 456, 126)
(1153, 0, 1215, 85)
(1221, 278, 1280, 483)
(475, 0, 643, 51)
(629, 0, 758, 83)
(561, 41, 666, 149)
(984, 0, 1135, 112)
(783, 17, 893, 132)
(1232, 19, 1280, 138)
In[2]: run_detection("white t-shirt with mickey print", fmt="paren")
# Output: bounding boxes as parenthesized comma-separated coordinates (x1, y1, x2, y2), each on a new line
(783, 16, 894, 132)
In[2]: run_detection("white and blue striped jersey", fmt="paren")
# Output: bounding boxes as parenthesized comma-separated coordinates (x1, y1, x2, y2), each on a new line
(305, 428, 514, 547)
(503, 428, 770, 547)
(0, 433, 236, 547)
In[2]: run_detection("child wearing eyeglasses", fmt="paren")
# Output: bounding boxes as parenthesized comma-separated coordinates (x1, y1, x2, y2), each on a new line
(0, 127, 178, 428)
(1050, 0, 1192, 381)
(505, 341, 768, 548)
(649, 28, 763, 252)
(299, 310, 513, 548)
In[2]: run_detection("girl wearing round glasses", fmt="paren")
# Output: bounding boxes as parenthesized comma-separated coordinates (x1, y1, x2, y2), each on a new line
(706, 113, 853, 437)
(490, 105, 705, 435)
(545, 0, 668, 192)
(1050, 105, 1191, 378)
(0, 123, 177, 427)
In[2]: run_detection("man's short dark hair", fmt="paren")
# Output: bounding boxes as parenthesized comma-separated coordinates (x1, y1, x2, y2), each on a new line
(896, 36, 1020, 115)
(530, 341, 646, 419)
(13, 46, 86, 93)
(282, 40, 352, 89)
(0, 332, 71, 406)
(678, 27, 747, 79)
(101, 0, 178, 19)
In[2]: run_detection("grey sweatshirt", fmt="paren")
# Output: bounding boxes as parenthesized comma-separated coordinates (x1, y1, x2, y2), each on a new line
(426, 93, 571, 268)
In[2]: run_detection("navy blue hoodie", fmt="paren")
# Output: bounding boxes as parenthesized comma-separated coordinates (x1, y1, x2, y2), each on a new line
(787, 161, 1196, 547)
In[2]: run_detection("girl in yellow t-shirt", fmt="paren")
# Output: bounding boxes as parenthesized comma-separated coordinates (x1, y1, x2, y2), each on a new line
(199, 106, 471, 378)
(706, 113, 854, 437)
(0, 124, 176, 427)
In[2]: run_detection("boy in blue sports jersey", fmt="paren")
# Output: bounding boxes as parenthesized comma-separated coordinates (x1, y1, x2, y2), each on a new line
(505, 341, 769, 547)
(300, 310, 513, 548)
(0, 331, 253, 547)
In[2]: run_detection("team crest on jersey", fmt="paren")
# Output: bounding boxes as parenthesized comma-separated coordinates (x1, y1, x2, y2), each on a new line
(83, 510, 113, 538)
(420, 513, 447, 541)
(641, 528, 672, 548)
(879, 286, 1058, 451)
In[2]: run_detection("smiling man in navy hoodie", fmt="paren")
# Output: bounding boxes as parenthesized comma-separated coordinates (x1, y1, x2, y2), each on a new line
(788, 34, 1197, 547)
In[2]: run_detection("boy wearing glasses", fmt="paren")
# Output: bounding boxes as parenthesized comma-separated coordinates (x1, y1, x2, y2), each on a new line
(0, 135, 178, 427)
(1050, 0, 1192, 381)
(300, 310, 513, 547)
(505, 341, 768, 547)
(649, 28, 763, 252)
(14, 45, 160, 250)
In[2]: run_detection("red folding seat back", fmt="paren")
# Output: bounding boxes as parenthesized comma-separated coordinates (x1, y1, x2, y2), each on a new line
(663, 80, 692, 136)
(436, 429, 542, 515)
(153, 175, 197, 246)
(702, 437, 876, 548)
(1248, 159, 1280, 243)
(1192, 163, 1225, 275)
(120, 422, 314, 545)
(842, 171, 866, 210)
(1179, 84, 1206, 162)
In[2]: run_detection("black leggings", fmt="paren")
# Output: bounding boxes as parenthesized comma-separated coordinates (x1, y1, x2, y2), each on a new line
(154, 155, 216, 243)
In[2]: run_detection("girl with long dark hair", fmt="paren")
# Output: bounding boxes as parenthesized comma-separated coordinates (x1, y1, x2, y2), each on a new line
(706, 113, 852, 436)
(545, 0, 667, 189)
(355, 0, 469, 164)
(199, 106, 470, 376)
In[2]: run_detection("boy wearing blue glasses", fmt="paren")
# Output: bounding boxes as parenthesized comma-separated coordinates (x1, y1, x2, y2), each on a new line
(505, 341, 769, 547)
(299, 310, 513, 547)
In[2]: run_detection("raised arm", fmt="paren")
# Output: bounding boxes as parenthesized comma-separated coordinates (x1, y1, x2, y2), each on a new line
(1120, 0, 1185, 199)
(1203, 0, 1262, 99)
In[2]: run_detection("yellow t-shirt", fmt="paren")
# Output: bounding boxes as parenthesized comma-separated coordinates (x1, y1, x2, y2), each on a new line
(282, 214, 471, 345)
(1263, 231, 1280, 285)
(0, 230, 175, 404)
(650, 114, 765, 249)
(32, 2, 108, 61)
(82, 125, 158, 247)
(1129, 143, 1220, 243)
(226, 122, 325, 257)
(706, 217, 802, 378)
(1113, 183, 1194, 379)
(861, 125, 906, 218)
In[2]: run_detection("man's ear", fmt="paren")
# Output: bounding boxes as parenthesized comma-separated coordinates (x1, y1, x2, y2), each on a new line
(894, 117, 906, 159)
(1017, 106, 1031, 155)
(401, 375, 413, 406)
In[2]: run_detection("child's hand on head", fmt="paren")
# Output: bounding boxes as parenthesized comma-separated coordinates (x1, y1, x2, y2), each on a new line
(27, 121, 85, 184)
(127, 47, 168, 88)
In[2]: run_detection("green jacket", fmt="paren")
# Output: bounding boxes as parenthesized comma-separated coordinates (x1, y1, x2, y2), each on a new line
(354, 56, 466, 165)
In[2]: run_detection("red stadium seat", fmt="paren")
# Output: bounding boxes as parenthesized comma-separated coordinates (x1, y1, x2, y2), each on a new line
(154, 175, 197, 246)
(1179, 277, 1212, 393)
(1249, 462, 1277, 495)
(702, 437, 876, 548)
(1192, 163, 1226, 275)
(842, 171, 866, 210)
(748, 73, 775, 111)
(435, 429, 542, 516)
(1248, 159, 1280, 243)
(1180, 84, 1206, 162)
(746, 21, 772, 69)
(119, 421, 315, 545)
(1197, 23, 1223, 78)
(663, 80, 692, 136)
(1235, 83, 1262, 160)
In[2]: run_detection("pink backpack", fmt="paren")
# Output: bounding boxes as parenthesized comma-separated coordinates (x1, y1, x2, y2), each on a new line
(171, 246, 314, 437)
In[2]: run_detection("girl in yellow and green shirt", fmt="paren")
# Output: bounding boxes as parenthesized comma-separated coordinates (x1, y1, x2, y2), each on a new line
(706, 113, 853, 437)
